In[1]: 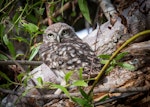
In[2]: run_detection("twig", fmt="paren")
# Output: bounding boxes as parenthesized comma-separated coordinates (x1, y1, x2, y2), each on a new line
(45, 2, 52, 25)
(0, 88, 19, 96)
(0, 0, 15, 12)
(7, 3, 28, 33)
(99, 0, 117, 20)
(52, 1, 73, 17)
(0, 51, 26, 72)
(92, 3, 100, 29)
(94, 92, 138, 106)
(0, 85, 149, 100)
(0, 51, 44, 97)
(0, 60, 43, 66)
(39, 1, 78, 25)
(88, 30, 150, 95)
(72, 13, 83, 25)
(94, 85, 150, 93)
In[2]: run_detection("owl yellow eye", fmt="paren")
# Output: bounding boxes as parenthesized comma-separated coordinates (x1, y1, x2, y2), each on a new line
(61, 30, 68, 36)
(47, 33, 54, 38)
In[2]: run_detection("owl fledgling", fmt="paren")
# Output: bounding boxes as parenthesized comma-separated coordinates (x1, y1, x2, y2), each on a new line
(39, 23, 101, 81)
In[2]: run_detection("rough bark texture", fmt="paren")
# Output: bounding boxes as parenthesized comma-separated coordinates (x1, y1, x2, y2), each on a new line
(83, 0, 150, 55)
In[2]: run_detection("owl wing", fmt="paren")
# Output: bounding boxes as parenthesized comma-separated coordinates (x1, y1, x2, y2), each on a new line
(39, 38, 101, 78)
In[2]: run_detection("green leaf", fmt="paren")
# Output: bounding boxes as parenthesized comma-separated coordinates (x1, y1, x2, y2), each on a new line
(72, 80, 88, 87)
(65, 71, 73, 83)
(3, 34, 9, 44)
(22, 74, 33, 86)
(29, 43, 40, 61)
(100, 59, 109, 64)
(78, 0, 91, 24)
(17, 72, 25, 82)
(0, 83, 13, 88)
(32, 30, 43, 39)
(0, 24, 4, 41)
(22, 89, 29, 96)
(12, 36, 29, 44)
(49, 2, 55, 14)
(98, 54, 111, 59)
(26, 14, 38, 24)
(37, 77, 43, 87)
(0, 54, 8, 60)
(71, 97, 93, 107)
(12, 13, 20, 34)
(0, 71, 13, 83)
(56, 16, 64, 22)
(22, 22, 39, 33)
(71, 11, 76, 17)
(34, 7, 45, 15)
(110, 59, 117, 65)
(80, 88, 88, 98)
(3, 34, 15, 58)
(118, 62, 135, 71)
(78, 68, 83, 80)
(105, 66, 114, 75)
(79, 88, 92, 101)
(115, 52, 128, 60)
(52, 84, 70, 98)
(7, 42, 15, 58)
(15, 53, 24, 59)
(23, 78, 28, 86)
(12, 13, 19, 24)
(39, 8, 45, 15)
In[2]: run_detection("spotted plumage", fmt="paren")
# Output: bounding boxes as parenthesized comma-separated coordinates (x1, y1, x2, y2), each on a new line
(39, 23, 101, 80)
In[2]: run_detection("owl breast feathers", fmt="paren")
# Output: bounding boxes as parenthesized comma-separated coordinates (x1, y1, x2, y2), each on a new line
(39, 23, 101, 79)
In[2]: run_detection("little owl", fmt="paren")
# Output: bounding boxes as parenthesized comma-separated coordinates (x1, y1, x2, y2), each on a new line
(39, 23, 101, 87)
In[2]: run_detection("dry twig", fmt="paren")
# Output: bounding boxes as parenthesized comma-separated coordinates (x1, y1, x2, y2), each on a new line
(0, 60, 43, 66)
(0, 85, 149, 100)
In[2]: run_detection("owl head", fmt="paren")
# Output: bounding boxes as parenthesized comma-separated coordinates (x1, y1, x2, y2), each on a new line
(43, 23, 77, 43)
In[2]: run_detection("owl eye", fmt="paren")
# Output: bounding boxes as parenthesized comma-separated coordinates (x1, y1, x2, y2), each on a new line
(47, 33, 54, 38)
(61, 30, 68, 36)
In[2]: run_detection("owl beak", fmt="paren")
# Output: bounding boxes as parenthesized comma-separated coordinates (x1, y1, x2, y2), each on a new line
(56, 35, 61, 42)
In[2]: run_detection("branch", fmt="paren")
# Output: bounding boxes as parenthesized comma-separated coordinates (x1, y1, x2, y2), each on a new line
(0, 52, 44, 96)
(0, 51, 26, 72)
(94, 85, 150, 93)
(39, 1, 77, 25)
(88, 30, 150, 95)
(99, 0, 117, 20)
(52, 1, 73, 17)
(0, 0, 15, 12)
(45, 2, 52, 25)
(0, 85, 149, 100)
(0, 60, 43, 66)
(94, 92, 138, 105)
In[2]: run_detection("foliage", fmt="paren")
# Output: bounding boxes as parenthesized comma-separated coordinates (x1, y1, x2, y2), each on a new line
(0, 0, 93, 105)
(3, 34, 15, 58)
(0, 67, 94, 106)
(51, 68, 93, 107)
(0, 54, 8, 60)
(78, 0, 91, 24)
(1, 0, 147, 106)
(99, 52, 135, 74)
(88, 30, 150, 97)
(0, 0, 92, 60)
(0, 0, 140, 106)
